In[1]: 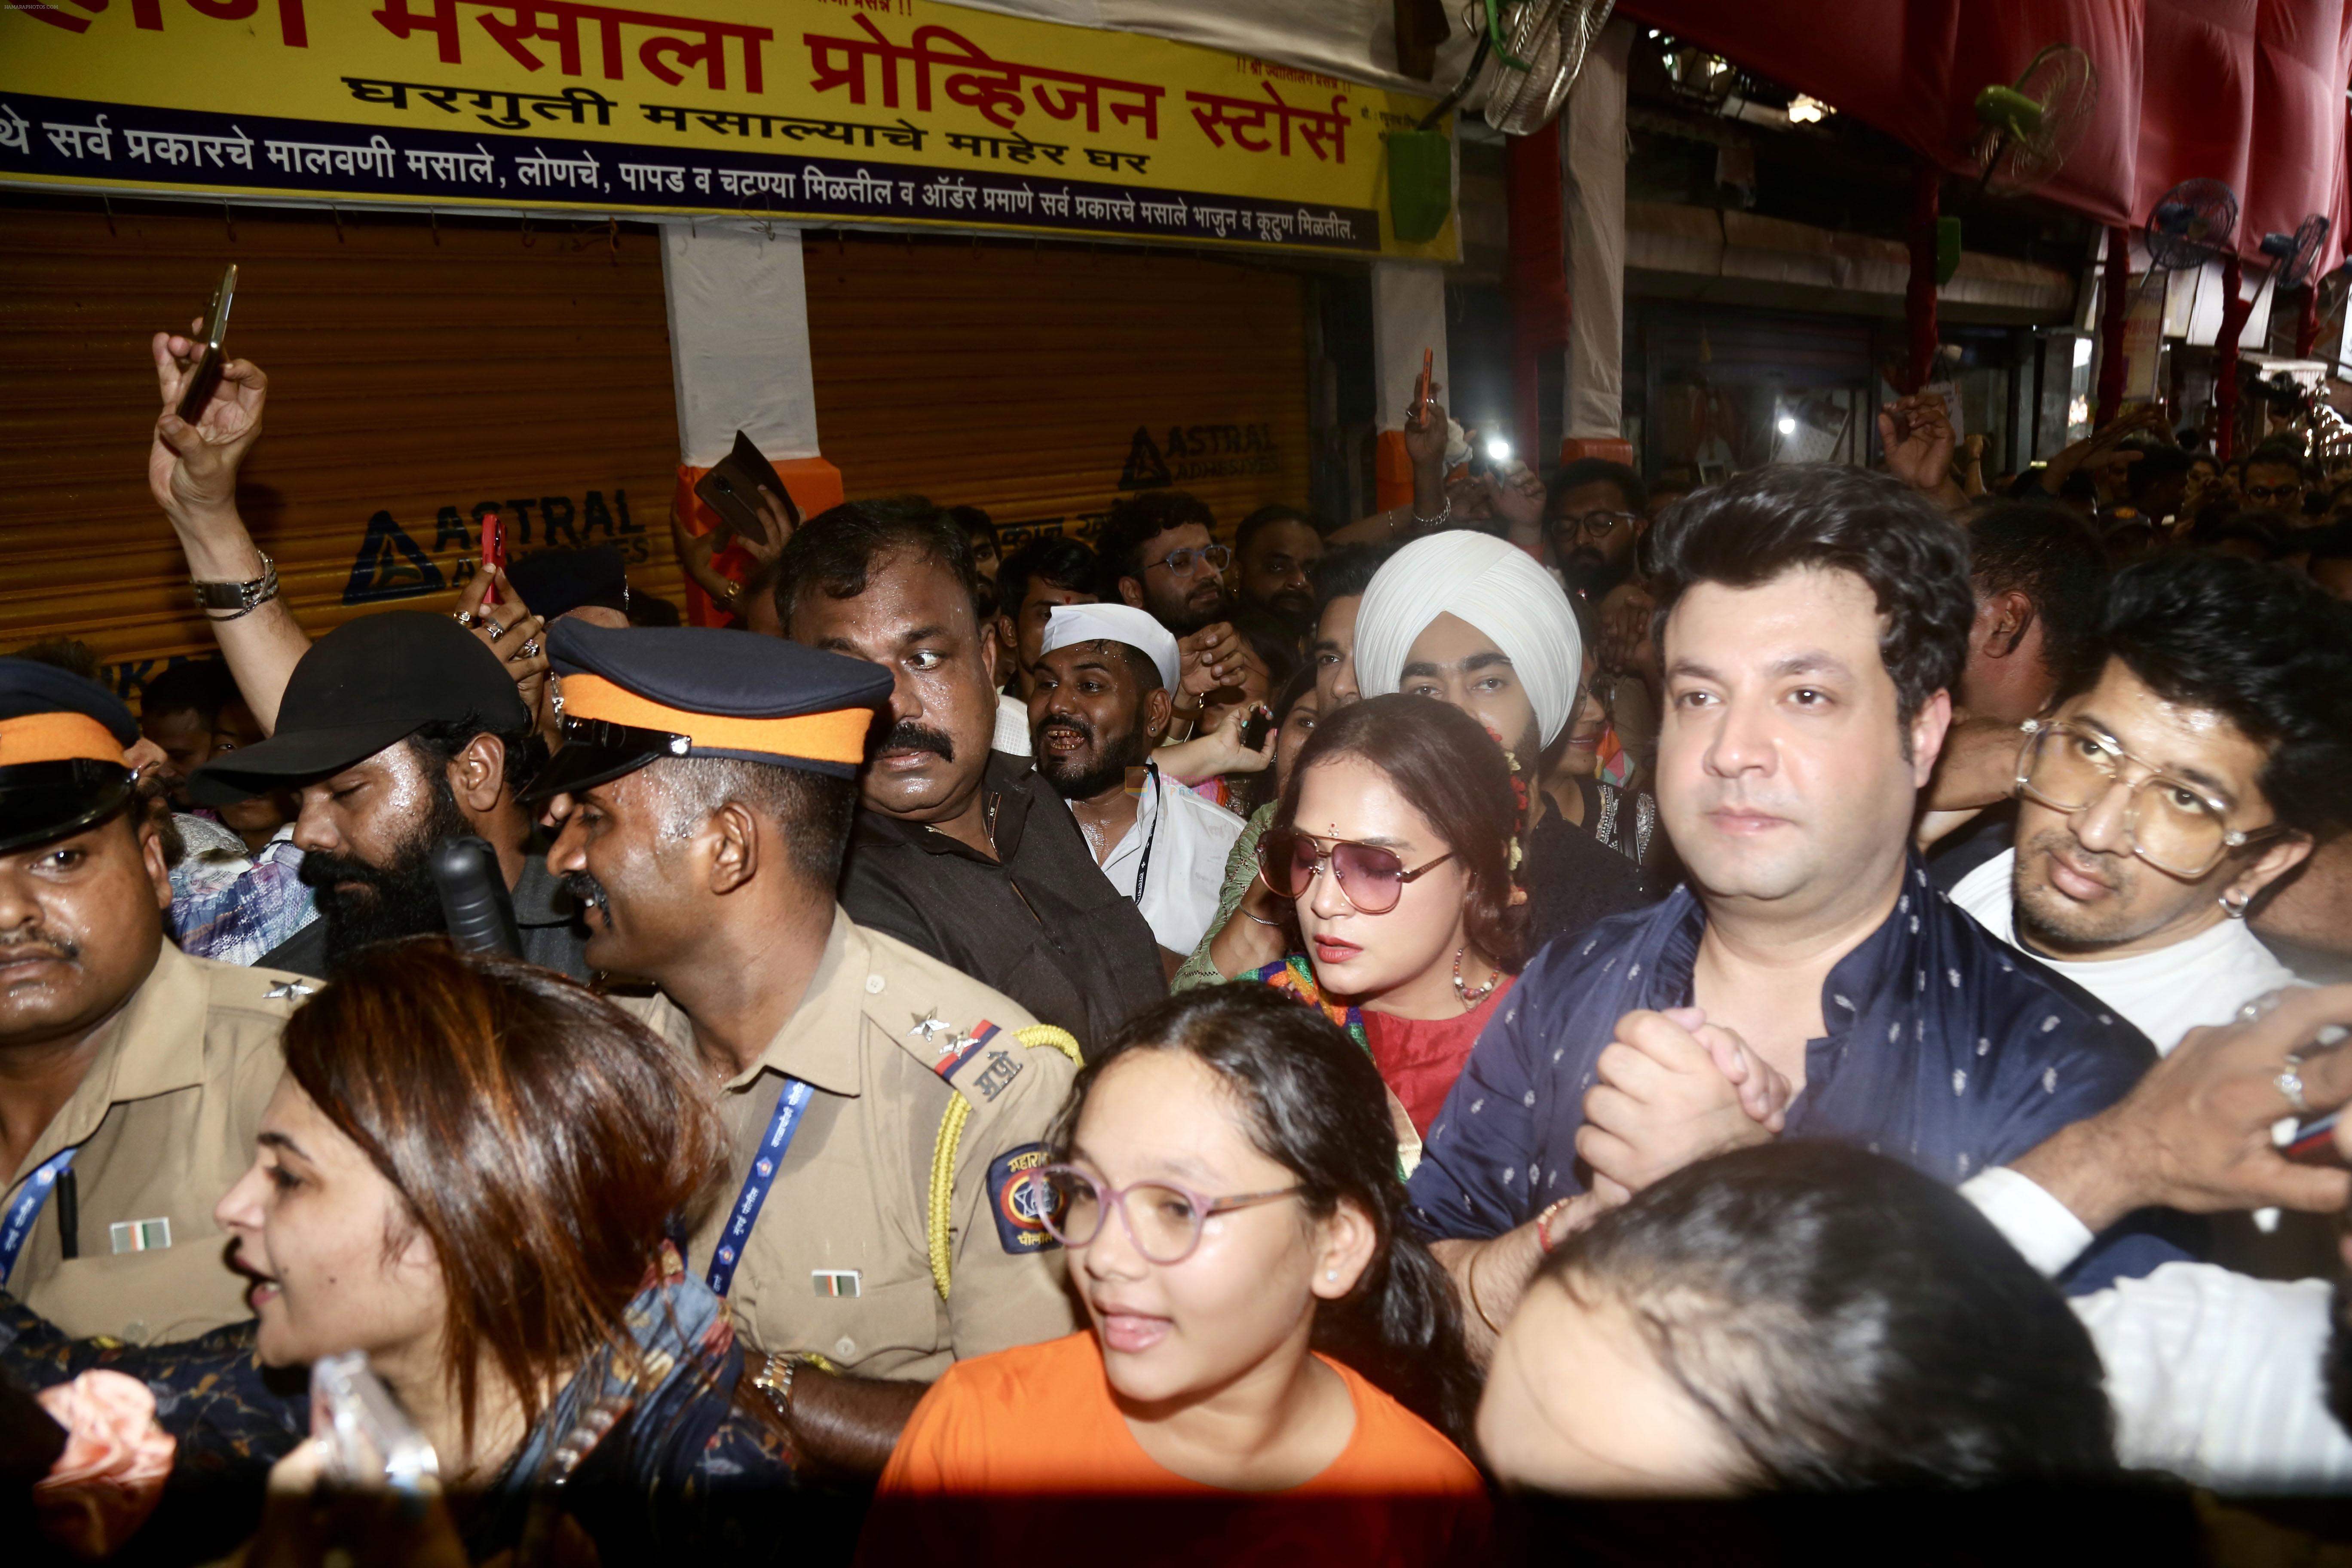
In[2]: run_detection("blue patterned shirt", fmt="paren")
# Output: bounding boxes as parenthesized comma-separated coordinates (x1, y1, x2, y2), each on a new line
(1407, 855, 2157, 1240)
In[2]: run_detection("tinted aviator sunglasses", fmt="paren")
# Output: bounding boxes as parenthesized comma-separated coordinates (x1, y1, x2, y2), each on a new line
(1255, 826, 1454, 916)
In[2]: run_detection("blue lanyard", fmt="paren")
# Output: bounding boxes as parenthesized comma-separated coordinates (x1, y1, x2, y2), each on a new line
(0, 1147, 77, 1285)
(703, 1078, 812, 1299)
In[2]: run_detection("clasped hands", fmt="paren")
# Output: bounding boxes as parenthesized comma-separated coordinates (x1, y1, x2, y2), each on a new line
(1574, 1007, 1794, 1201)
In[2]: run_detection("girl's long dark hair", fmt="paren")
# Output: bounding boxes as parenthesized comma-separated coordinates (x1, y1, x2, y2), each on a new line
(1049, 985, 1479, 1447)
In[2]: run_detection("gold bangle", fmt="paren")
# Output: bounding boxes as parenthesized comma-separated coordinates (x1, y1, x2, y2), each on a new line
(1464, 1244, 1504, 1337)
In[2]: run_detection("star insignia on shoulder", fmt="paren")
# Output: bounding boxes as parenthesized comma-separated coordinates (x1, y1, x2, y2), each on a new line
(263, 980, 316, 1000)
(908, 1010, 955, 1047)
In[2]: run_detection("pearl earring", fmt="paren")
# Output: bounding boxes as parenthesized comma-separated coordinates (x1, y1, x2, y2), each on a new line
(1325, 1269, 1338, 1281)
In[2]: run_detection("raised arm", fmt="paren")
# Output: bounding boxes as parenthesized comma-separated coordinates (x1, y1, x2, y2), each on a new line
(148, 326, 309, 731)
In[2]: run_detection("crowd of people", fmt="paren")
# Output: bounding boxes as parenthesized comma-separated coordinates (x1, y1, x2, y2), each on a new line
(9, 325, 2352, 1565)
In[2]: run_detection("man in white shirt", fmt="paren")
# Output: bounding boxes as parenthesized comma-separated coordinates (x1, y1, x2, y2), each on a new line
(1951, 554, 2352, 1053)
(1029, 603, 1242, 966)
(1956, 985, 2352, 1492)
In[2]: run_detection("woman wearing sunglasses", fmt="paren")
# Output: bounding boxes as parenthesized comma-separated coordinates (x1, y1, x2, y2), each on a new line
(858, 986, 1485, 1565)
(1244, 695, 1527, 1142)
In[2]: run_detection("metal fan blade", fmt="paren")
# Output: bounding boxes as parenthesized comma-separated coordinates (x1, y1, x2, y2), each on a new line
(1479, 0, 1617, 136)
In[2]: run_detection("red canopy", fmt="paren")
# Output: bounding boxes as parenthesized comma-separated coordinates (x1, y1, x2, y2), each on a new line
(1617, 0, 2352, 274)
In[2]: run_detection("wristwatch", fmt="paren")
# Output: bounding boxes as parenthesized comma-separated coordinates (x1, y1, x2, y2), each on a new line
(751, 1350, 802, 1424)
(190, 552, 279, 618)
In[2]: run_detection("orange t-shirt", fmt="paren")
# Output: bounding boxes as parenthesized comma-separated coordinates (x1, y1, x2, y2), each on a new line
(859, 1331, 1489, 1568)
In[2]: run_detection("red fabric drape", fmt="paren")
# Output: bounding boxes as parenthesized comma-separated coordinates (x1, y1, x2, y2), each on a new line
(1504, 120, 1571, 457)
(1615, 0, 2352, 273)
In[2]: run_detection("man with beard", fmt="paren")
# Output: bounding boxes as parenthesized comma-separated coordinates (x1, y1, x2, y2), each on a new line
(1406, 469, 2159, 1348)
(527, 621, 1082, 1476)
(1951, 554, 2350, 1054)
(1093, 490, 1262, 744)
(989, 535, 1100, 756)
(1545, 459, 1648, 602)
(1232, 504, 1324, 634)
(1030, 604, 1243, 964)
(773, 500, 1164, 1054)
(187, 613, 589, 980)
(0, 659, 295, 1342)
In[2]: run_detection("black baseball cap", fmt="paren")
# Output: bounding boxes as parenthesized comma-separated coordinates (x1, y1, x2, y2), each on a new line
(519, 620, 891, 802)
(190, 611, 531, 805)
(0, 658, 139, 854)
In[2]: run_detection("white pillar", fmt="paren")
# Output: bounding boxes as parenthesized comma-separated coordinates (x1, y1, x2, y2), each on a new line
(1371, 260, 1451, 431)
(661, 223, 822, 467)
(1561, 18, 1634, 456)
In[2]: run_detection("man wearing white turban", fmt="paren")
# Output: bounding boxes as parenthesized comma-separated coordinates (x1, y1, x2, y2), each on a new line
(1354, 532, 1648, 953)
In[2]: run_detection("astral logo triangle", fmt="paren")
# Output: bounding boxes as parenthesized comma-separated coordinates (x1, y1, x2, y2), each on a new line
(1117, 426, 1173, 491)
(342, 509, 448, 604)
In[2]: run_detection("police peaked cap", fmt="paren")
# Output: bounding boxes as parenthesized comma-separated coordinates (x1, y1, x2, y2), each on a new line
(0, 658, 140, 854)
(520, 621, 893, 802)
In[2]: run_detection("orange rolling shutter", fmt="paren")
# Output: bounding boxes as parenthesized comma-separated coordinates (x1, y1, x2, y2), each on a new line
(0, 200, 685, 702)
(802, 234, 1309, 548)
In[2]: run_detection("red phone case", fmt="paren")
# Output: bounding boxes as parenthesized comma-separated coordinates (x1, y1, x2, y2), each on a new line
(480, 512, 505, 608)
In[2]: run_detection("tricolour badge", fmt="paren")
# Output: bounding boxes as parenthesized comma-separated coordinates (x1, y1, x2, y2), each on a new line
(985, 1143, 1059, 1255)
(930, 1020, 1000, 1083)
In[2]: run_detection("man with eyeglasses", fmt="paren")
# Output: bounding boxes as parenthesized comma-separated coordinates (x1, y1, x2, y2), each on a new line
(2241, 438, 2315, 525)
(1544, 459, 1648, 601)
(1093, 491, 1262, 744)
(1950, 555, 2352, 1054)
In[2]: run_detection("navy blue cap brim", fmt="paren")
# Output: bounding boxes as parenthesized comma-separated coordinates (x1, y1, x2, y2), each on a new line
(0, 760, 136, 854)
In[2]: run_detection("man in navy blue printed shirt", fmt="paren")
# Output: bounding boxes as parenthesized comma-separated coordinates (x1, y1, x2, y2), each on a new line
(1406, 466, 2157, 1348)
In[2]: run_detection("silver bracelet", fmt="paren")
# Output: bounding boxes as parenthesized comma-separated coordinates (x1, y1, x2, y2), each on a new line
(1239, 907, 1281, 927)
(190, 551, 278, 619)
(1407, 499, 1452, 532)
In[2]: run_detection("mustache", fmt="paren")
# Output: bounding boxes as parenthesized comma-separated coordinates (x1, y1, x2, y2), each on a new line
(0, 925, 81, 962)
(876, 720, 956, 763)
(561, 870, 613, 925)
(297, 848, 401, 893)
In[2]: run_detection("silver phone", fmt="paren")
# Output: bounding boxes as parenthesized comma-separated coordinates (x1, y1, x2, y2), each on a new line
(310, 1350, 440, 1496)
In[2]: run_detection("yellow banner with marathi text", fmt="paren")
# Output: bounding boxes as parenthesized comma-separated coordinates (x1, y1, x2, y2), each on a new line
(0, 0, 1455, 258)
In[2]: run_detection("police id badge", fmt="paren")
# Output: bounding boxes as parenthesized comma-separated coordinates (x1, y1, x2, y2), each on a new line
(985, 1143, 1059, 1254)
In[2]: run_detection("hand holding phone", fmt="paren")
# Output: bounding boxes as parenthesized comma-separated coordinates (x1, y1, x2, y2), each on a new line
(175, 263, 238, 425)
(1238, 704, 1272, 753)
(478, 511, 505, 609)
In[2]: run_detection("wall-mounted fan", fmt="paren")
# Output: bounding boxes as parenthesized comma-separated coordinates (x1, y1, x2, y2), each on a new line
(2260, 214, 2330, 289)
(1415, 0, 1617, 137)
(2145, 178, 2239, 273)
(1972, 43, 2097, 198)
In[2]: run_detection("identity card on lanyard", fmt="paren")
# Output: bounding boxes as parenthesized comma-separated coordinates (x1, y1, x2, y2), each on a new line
(704, 1078, 813, 1298)
(0, 1146, 77, 1285)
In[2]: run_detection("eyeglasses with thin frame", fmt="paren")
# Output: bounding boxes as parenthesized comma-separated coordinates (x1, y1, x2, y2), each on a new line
(1553, 509, 1639, 540)
(1255, 826, 1455, 916)
(1145, 544, 1232, 579)
(1019, 1164, 1301, 1264)
(2014, 718, 2288, 879)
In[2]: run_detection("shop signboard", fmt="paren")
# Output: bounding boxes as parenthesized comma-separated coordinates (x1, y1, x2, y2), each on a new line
(0, 0, 1455, 260)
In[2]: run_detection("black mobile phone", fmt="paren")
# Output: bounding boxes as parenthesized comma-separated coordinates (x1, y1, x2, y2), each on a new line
(175, 263, 238, 423)
(1238, 705, 1272, 752)
(693, 429, 791, 548)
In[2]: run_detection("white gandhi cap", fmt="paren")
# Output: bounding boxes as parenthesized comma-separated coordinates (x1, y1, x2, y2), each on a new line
(1039, 603, 1182, 693)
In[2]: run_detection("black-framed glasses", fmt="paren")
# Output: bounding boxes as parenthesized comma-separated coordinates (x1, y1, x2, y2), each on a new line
(2243, 481, 2302, 504)
(1255, 826, 1455, 916)
(2015, 718, 2288, 879)
(1017, 1164, 1301, 1264)
(1146, 544, 1231, 578)
(1553, 509, 1639, 540)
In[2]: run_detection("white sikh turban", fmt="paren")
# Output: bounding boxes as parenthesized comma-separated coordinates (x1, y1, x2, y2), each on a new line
(1353, 531, 1583, 747)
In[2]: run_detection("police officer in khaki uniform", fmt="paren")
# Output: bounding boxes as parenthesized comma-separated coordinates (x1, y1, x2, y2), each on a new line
(0, 660, 297, 1341)
(526, 622, 1082, 1475)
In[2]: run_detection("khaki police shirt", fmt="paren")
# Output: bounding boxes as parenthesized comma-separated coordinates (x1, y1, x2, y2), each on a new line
(627, 908, 1083, 1382)
(6, 941, 296, 1342)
